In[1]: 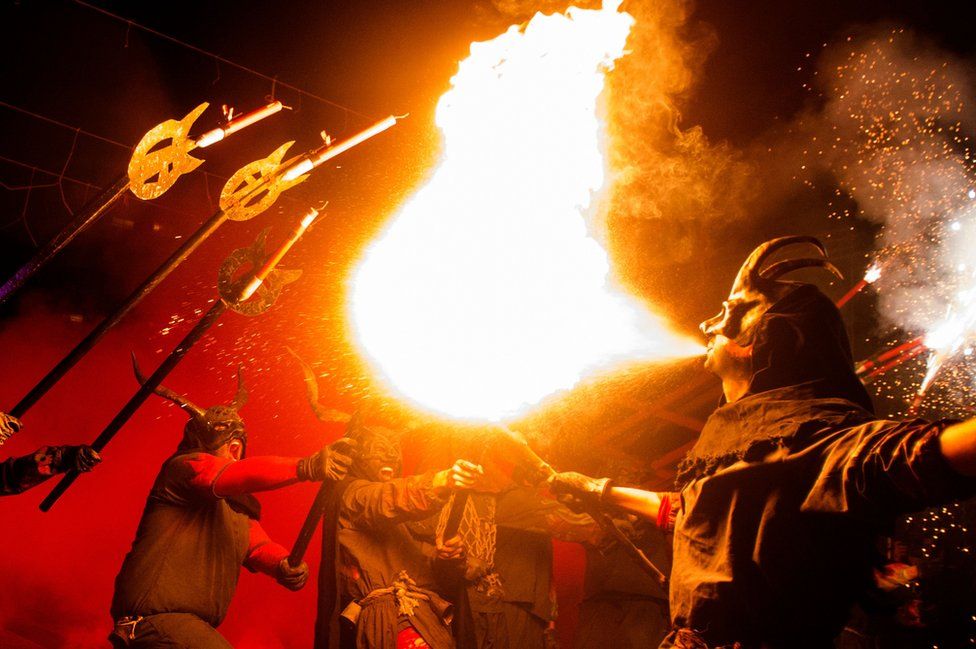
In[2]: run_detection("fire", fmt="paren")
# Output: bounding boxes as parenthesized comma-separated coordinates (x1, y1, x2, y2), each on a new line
(349, 1, 701, 421)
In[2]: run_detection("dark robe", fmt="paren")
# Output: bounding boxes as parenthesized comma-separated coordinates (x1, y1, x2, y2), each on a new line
(661, 387, 976, 648)
(336, 473, 455, 649)
(111, 453, 258, 636)
(461, 487, 601, 649)
(576, 520, 670, 649)
(659, 285, 976, 648)
(466, 527, 553, 649)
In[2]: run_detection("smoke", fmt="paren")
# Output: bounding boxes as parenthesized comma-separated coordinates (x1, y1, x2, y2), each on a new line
(602, 0, 756, 232)
(801, 26, 976, 332)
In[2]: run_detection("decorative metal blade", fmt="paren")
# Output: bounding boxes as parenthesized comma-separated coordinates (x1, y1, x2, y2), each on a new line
(219, 142, 308, 222)
(127, 103, 208, 200)
(218, 228, 301, 316)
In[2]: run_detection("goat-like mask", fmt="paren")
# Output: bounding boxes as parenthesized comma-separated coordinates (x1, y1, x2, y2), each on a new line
(132, 354, 248, 455)
(699, 236, 843, 345)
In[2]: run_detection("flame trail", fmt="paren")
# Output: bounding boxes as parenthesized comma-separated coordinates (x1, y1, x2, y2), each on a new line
(349, 1, 700, 421)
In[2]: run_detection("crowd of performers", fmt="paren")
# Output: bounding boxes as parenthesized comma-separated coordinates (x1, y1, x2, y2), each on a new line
(3, 235, 976, 649)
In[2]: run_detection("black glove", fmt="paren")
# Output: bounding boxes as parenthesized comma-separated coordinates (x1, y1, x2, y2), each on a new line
(53, 445, 102, 473)
(0, 411, 22, 445)
(547, 471, 612, 513)
(298, 438, 357, 482)
(276, 558, 309, 591)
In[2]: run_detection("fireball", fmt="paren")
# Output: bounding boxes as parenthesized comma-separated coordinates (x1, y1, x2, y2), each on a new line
(350, 1, 701, 421)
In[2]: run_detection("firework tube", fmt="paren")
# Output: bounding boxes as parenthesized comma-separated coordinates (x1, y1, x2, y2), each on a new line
(857, 336, 927, 375)
(12, 117, 386, 420)
(282, 116, 398, 182)
(240, 207, 318, 301)
(862, 344, 928, 382)
(193, 101, 284, 149)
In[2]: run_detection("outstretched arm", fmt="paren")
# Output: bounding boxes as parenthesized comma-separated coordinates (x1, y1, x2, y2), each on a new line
(605, 486, 666, 522)
(548, 472, 680, 531)
(184, 439, 357, 498)
(1, 445, 100, 496)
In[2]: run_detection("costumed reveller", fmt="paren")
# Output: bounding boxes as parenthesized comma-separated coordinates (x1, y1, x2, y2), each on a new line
(574, 467, 671, 649)
(315, 422, 485, 649)
(548, 236, 976, 649)
(458, 486, 602, 649)
(0, 410, 101, 496)
(109, 364, 356, 649)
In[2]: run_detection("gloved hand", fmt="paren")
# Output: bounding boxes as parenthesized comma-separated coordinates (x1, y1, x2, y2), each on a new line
(547, 471, 612, 513)
(0, 411, 23, 446)
(298, 438, 357, 482)
(276, 558, 309, 591)
(54, 445, 102, 473)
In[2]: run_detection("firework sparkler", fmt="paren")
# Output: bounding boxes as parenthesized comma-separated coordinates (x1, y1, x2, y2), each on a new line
(836, 264, 882, 308)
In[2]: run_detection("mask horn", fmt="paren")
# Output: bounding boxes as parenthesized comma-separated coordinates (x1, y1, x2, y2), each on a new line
(734, 235, 829, 292)
(761, 257, 843, 282)
(131, 352, 205, 419)
(231, 366, 248, 411)
(286, 347, 352, 423)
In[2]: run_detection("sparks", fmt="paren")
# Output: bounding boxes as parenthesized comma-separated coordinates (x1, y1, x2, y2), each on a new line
(349, 1, 700, 421)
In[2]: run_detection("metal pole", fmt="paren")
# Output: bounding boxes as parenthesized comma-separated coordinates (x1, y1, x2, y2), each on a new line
(289, 480, 334, 567)
(39, 300, 226, 511)
(0, 175, 130, 305)
(11, 210, 229, 419)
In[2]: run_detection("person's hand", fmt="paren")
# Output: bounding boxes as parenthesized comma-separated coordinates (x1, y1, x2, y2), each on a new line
(54, 445, 102, 473)
(299, 438, 357, 481)
(447, 459, 486, 491)
(50, 445, 102, 473)
(276, 558, 309, 591)
(547, 471, 611, 513)
(0, 411, 23, 446)
(436, 534, 466, 561)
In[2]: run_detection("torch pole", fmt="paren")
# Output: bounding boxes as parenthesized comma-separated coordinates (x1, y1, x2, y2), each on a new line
(288, 410, 361, 566)
(0, 175, 130, 305)
(40, 208, 318, 511)
(289, 480, 333, 567)
(440, 492, 470, 541)
(39, 298, 228, 511)
(10, 209, 229, 419)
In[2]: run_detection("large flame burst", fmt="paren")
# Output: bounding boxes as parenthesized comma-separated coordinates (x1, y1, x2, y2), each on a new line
(350, 1, 700, 421)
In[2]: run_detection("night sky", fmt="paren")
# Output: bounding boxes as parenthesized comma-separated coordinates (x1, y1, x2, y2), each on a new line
(2, 0, 976, 647)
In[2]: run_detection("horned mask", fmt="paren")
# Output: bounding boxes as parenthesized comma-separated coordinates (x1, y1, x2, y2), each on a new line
(700, 236, 843, 345)
(132, 354, 249, 455)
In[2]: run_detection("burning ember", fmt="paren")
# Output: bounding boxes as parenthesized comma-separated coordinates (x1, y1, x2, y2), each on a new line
(349, 1, 700, 421)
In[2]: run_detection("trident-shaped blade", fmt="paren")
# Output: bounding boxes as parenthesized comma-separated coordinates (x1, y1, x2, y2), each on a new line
(127, 103, 208, 200)
(218, 228, 302, 316)
(219, 142, 308, 222)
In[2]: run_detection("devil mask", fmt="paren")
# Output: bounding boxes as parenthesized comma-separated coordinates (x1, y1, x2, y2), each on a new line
(350, 425, 402, 482)
(132, 354, 249, 456)
(700, 236, 843, 346)
(700, 236, 873, 410)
